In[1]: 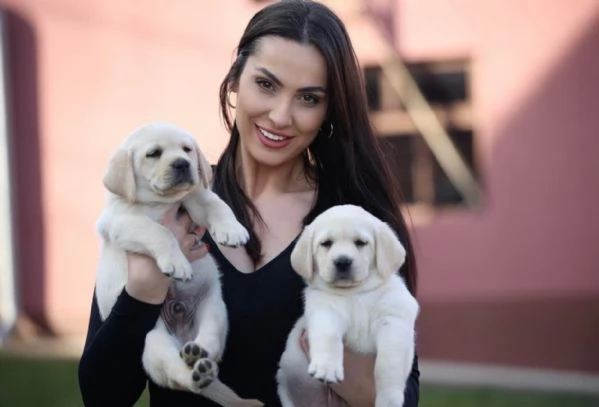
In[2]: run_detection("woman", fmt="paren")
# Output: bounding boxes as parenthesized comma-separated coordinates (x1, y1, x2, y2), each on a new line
(78, 1, 420, 406)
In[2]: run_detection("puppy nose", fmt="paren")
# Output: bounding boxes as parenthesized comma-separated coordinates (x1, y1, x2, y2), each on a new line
(334, 256, 352, 273)
(171, 158, 190, 171)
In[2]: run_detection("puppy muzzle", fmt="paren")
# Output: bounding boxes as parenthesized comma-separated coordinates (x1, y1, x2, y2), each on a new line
(170, 158, 194, 187)
(332, 256, 355, 285)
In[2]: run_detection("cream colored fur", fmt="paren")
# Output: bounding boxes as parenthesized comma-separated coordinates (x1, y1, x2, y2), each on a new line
(276, 205, 419, 407)
(94, 122, 262, 407)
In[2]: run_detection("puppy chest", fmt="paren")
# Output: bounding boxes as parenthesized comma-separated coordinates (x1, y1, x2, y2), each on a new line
(342, 302, 378, 353)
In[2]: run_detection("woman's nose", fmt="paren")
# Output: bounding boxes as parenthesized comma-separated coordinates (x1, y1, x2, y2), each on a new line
(268, 99, 293, 128)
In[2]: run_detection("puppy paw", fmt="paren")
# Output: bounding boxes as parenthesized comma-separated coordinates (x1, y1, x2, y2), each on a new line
(191, 357, 218, 390)
(308, 357, 344, 384)
(375, 390, 404, 407)
(180, 341, 210, 368)
(156, 250, 192, 281)
(209, 221, 249, 248)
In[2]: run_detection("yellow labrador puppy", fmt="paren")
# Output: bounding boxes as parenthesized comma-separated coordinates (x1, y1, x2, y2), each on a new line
(276, 205, 419, 407)
(95, 122, 262, 407)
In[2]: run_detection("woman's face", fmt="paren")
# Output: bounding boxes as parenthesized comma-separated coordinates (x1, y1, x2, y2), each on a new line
(233, 36, 329, 168)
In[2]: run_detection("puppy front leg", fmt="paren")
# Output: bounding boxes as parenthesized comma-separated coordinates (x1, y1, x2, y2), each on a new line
(373, 319, 415, 407)
(306, 310, 347, 384)
(106, 214, 192, 281)
(183, 188, 249, 247)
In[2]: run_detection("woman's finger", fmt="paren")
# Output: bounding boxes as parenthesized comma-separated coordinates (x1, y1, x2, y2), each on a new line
(161, 205, 194, 239)
(177, 209, 193, 233)
(193, 225, 207, 237)
(181, 233, 199, 250)
(180, 231, 210, 261)
(161, 204, 180, 224)
(189, 243, 210, 263)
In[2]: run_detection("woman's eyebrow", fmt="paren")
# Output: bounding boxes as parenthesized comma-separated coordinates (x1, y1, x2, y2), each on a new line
(256, 66, 327, 94)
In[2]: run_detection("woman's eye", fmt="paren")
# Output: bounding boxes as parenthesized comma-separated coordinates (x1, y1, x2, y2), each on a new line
(146, 148, 162, 158)
(301, 94, 319, 105)
(256, 78, 275, 91)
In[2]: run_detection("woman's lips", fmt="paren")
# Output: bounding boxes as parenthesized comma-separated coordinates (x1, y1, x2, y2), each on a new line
(255, 125, 293, 149)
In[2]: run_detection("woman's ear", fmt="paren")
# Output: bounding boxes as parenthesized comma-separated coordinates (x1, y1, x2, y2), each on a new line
(103, 147, 136, 203)
(290, 225, 314, 281)
(375, 221, 406, 279)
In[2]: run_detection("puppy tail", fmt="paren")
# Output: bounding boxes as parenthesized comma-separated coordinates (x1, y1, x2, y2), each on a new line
(201, 378, 264, 407)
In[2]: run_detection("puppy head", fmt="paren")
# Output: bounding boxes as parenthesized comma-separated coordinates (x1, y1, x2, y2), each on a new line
(291, 205, 406, 292)
(103, 122, 212, 203)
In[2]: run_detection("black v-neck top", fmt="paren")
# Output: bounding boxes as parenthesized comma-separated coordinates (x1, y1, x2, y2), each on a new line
(78, 232, 420, 407)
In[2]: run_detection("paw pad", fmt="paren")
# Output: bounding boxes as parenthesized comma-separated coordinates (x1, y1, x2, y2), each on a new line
(180, 341, 209, 368)
(192, 358, 217, 389)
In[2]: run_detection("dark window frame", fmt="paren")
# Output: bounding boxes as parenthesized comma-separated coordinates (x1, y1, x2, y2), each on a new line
(366, 59, 479, 208)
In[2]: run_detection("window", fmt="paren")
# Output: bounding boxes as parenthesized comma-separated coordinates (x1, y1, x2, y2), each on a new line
(366, 60, 478, 207)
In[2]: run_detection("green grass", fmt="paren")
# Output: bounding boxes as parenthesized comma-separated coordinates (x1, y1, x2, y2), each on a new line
(0, 355, 597, 407)
(422, 385, 599, 407)
(0, 355, 148, 407)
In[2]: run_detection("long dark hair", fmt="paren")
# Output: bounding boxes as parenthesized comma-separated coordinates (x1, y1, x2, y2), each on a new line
(214, 0, 417, 294)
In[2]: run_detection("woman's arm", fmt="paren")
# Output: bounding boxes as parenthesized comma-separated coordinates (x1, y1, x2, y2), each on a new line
(78, 207, 209, 406)
(78, 287, 162, 407)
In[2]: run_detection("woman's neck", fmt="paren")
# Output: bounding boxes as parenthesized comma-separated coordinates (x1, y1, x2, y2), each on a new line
(236, 151, 312, 199)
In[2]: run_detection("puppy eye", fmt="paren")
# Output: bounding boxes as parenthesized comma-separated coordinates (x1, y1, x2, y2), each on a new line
(354, 239, 367, 248)
(320, 239, 333, 248)
(182, 146, 192, 153)
(146, 148, 162, 158)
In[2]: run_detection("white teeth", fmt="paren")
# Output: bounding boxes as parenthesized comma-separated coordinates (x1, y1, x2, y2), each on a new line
(258, 127, 286, 141)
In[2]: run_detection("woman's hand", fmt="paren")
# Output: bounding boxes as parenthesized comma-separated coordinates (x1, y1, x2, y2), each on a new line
(125, 205, 210, 304)
(300, 331, 376, 407)
(329, 349, 376, 407)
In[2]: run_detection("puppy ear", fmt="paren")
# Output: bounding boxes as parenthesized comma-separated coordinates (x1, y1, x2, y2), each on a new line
(103, 147, 136, 202)
(375, 221, 406, 279)
(195, 144, 213, 188)
(290, 226, 314, 281)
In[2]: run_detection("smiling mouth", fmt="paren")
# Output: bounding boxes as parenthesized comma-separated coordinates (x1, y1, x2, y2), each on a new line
(256, 125, 293, 147)
(259, 127, 287, 141)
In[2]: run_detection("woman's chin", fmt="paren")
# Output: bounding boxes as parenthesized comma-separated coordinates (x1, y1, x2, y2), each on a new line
(243, 143, 299, 167)
(250, 152, 293, 168)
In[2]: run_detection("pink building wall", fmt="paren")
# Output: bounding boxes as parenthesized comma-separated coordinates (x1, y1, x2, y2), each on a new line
(385, 0, 599, 373)
(3, 0, 598, 373)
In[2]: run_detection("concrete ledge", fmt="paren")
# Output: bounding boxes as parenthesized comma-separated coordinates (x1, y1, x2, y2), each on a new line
(421, 359, 599, 395)
(2, 337, 599, 397)
(0, 334, 84, 359)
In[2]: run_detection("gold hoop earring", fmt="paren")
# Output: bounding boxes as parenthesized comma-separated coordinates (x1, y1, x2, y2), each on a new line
(319, 122, 334, 139)
(320, 123, 335, 140)
(227, 91, 236, 109)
